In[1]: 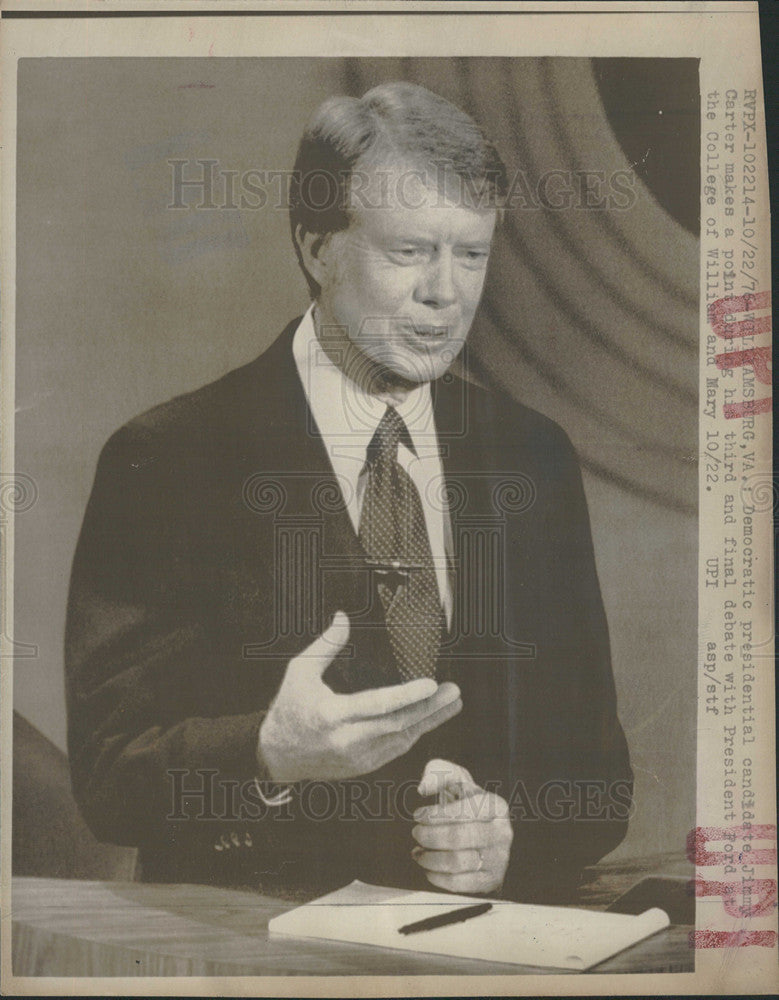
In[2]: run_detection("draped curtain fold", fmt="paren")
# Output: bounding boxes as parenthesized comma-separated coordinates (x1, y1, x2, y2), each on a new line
(341, 58, 699, 514)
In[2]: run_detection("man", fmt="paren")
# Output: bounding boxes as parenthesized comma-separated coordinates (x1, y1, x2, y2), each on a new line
(66, 81, 632, 903)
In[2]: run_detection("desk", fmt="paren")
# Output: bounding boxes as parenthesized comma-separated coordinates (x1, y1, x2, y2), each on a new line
(12, 853, 694, 977)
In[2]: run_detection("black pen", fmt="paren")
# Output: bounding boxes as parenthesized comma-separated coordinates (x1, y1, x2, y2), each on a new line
(398, 902, 493, 935)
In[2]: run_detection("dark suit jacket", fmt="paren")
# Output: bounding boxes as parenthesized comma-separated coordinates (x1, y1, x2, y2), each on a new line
(66, 317, 632, 902)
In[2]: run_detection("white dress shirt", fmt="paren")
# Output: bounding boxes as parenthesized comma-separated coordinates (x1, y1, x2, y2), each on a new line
(292, 305, 453, 625)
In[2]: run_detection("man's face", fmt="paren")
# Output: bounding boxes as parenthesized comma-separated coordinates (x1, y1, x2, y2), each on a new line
(316, 164, 497, 387)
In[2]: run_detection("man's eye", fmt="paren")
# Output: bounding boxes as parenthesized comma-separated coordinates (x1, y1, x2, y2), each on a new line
(460, 249, 490, 264)
(390, 248, 426, 263)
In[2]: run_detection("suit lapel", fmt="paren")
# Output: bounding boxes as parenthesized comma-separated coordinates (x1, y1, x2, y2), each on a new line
(241, 321, 397, 691)
(244, 320, 365, 555)
(431, 367, 488, 647)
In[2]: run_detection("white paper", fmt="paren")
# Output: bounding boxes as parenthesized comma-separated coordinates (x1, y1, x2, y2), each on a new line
(269, 880, 670, 971)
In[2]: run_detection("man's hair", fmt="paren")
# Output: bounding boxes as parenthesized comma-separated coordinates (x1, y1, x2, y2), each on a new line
(289, 81, 508, 296)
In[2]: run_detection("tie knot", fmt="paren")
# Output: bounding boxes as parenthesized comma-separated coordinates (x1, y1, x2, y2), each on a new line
(367, 406, 414, 464)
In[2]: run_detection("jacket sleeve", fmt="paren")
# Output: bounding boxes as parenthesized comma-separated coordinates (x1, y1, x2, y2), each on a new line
(65, 423, 271, 855)
(500, 423, 633, 903)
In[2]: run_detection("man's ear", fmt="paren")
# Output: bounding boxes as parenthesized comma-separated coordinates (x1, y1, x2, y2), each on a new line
(295, 224, 330, 289)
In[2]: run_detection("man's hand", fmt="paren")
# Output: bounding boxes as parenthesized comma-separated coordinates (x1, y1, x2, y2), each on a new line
(412, 758, 513, 895)
(258, 613, 462, 782)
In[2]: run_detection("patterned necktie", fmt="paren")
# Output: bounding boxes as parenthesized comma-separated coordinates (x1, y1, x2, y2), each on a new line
(358, 405, 444, 681)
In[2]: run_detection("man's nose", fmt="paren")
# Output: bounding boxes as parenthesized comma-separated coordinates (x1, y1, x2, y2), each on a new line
(415, 252, 457, 309)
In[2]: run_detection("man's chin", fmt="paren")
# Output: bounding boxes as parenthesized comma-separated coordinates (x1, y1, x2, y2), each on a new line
(389, 345, 463, 386)
(384, 360, 451, 388)
(350, 344, 458, 392)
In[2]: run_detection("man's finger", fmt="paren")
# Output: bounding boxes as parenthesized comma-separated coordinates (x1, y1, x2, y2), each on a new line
(402, 694, 463, 744)
(411, 846, 483, 874)
(339, 677, 447, 721)
(418, 758, 476, 799)
(350, 694, 462, 759)
(412, 820, 495, 851)
(423, 870, 494, 894)
(365, 683, 462, 735)
(413, 791, 500, 825)
(363, 696, 464, 771)
(289, 611, 351, 677)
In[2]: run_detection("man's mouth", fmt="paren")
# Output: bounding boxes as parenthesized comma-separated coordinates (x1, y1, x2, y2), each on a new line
(411, 324, 450, 338)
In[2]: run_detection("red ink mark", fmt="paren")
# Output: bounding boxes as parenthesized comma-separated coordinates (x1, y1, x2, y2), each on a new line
(707, 291, 772, 417)
(687, 825, 777, 866)
(708, 291, 772, 339)
(695, 878, 778, 918)
(208, 42, 214, 57)
(724, 397, 773, 419)
(716, 345, 772, 384)
(691, 929, 778, 949)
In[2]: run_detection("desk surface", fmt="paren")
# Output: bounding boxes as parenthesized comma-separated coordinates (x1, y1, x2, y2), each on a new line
(12, 853, 695, 978)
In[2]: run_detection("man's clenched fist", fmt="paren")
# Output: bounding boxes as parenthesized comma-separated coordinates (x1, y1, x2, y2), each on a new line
(412, 758, 513, 894)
